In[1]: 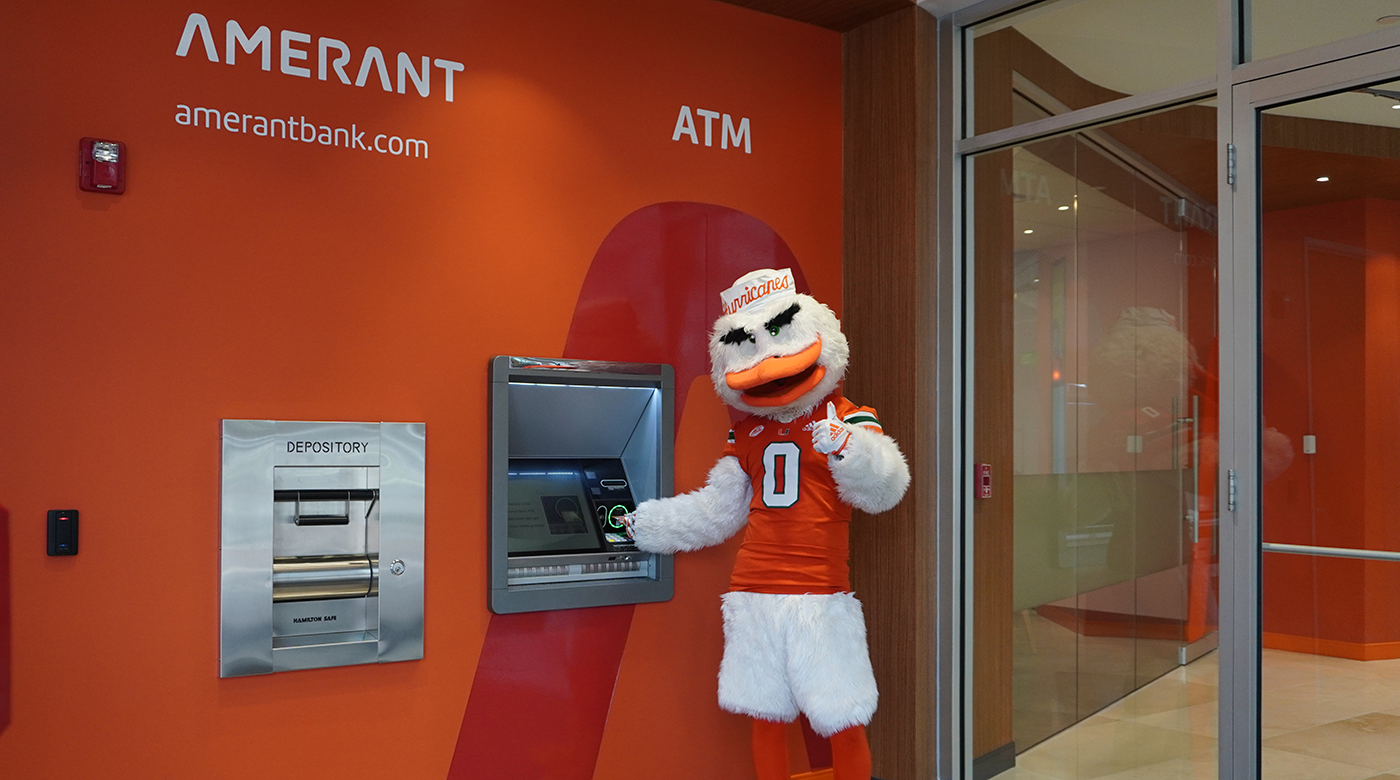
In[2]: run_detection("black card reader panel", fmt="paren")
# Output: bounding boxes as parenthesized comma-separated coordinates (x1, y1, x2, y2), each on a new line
(580, 459, 639, 552)
(47, 509, 79, 556)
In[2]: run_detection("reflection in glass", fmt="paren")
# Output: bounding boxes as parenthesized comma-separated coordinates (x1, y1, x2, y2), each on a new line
(968, 0, 1214, 135)
(1260, 81, 1400, 779)
(972, 101, 1219, 778)
(1249, 1, 1400, 63)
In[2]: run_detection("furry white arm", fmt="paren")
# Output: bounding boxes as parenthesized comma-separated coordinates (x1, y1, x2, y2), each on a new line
(828, 426, 910, 514)
(627, 456, 752, 553)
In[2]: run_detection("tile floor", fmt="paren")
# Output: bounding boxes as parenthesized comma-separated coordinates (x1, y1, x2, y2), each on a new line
(1012, 609, 1181, 749)
(993, 643, 1400, 779)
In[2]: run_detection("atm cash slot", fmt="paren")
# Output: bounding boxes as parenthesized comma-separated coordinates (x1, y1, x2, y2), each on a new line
(273, 489, 379, 527)
(272, 554, 378, 602)
(506, 558, 649, 585)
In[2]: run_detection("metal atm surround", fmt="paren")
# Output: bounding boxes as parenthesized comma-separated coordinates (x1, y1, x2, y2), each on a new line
(490, 356, 674, 614)
(220, 420, 425, 678)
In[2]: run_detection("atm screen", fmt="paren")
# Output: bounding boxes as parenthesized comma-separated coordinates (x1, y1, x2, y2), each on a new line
(506, 461, 603, 555)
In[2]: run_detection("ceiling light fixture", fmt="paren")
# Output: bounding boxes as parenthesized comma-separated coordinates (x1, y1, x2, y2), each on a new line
(1023, 229, 1034, 234)
(1316, 176, 1330, 182)
(1058, 205, 1070, 211)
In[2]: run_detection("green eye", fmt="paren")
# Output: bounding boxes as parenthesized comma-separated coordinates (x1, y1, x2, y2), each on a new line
(767, 325, 780, 337)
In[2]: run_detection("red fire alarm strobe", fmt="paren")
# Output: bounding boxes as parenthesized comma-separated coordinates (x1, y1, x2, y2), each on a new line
(976, 463, 992, 499)
(78, 138, 126, 194)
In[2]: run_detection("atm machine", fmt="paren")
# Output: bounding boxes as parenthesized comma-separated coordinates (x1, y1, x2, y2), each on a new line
(489, 356, 674, 614)
(219, 420, 425, 677)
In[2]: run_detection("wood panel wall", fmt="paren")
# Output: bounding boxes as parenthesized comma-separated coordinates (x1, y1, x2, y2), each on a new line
(965, 20, 1021, 769)
(719, 0, 916, 31)
(843, 8, 940, 780)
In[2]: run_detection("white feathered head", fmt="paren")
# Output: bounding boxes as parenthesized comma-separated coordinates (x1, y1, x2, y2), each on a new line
(707, 268, 849, 422)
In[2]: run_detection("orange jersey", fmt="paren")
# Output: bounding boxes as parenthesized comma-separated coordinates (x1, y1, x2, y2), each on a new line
(722, 394, 884, 594)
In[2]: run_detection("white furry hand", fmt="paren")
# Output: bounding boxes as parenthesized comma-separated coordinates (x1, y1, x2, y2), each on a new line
(806, 401, 852, 456)
(624, 458, 752, 553)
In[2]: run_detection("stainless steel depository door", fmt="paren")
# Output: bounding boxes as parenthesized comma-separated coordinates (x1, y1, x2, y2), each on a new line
(220, 420, 425, 677)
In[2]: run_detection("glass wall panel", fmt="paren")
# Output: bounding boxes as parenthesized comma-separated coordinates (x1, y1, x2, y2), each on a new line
(1248, 1, 1400, 63)
(967, 0, 1214, 136)
(1259, 79, 1400, 779)
(971, 101, 1219, 779)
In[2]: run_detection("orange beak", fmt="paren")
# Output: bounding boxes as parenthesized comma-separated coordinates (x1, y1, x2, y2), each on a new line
(724, 337, 826, 407)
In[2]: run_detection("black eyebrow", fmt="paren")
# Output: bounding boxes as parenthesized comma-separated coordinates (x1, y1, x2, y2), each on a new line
(719, 327, 751, 345)
(764, 303, 800, 331)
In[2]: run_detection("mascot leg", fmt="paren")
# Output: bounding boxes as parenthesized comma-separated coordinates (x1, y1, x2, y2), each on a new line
(719, 593, 800, 778)
(781, 593, 877, 780)
(751, 718, 790, 780)
(829, 725, 871, 780)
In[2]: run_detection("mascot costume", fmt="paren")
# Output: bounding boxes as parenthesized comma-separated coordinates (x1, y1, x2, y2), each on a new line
(626, 268, 910, 780)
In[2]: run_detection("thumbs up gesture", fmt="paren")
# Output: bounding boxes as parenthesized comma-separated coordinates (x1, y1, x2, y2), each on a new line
(807, 402, 852, 457)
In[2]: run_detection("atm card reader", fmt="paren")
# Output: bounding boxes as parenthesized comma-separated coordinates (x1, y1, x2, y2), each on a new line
(490, 356, 673, 614)
(589, 462, 641, 550)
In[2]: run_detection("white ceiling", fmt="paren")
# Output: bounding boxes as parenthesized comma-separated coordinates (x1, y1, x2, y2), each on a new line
(1262, 81, 1400, 129)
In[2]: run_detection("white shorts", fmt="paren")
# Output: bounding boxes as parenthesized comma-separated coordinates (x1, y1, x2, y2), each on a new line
(716, 591, 878, 737)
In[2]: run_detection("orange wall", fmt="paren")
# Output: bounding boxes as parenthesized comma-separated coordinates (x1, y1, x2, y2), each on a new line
(1360, 200, 1400, 645)
(0, 1, 840, 776)
(1261, 199, 1400, 652)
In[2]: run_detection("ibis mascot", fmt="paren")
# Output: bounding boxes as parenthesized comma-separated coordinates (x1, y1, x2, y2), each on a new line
(626, 268, 911, 780)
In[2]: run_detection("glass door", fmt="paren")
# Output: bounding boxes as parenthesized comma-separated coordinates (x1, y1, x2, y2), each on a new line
(1232, 43, 1400, 780)
(971, 101, 1222, 779)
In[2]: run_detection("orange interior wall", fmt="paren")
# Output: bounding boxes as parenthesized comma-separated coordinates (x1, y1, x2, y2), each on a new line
(0, 1, 840, 777)
(1360, 200, 1400, 647)
(1261, 199, 1400, 655)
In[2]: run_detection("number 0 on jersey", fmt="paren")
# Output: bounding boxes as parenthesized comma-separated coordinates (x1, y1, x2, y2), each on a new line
(761, 441, 801, 508)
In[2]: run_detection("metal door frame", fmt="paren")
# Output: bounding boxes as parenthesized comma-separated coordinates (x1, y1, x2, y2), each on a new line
(1223, 41, 1400, 780)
